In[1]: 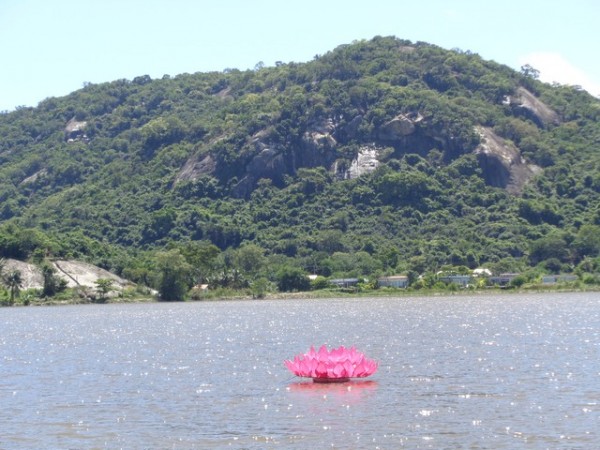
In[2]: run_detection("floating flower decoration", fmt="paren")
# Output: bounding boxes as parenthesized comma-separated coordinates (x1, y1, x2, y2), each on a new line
(284, 345, 378, 382)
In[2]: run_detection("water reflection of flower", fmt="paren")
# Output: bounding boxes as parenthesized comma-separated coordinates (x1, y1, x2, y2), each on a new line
(287, 380, 378, 404)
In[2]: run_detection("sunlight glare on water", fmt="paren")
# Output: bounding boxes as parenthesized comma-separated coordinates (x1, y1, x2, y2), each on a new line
(1, 292, 599, 448)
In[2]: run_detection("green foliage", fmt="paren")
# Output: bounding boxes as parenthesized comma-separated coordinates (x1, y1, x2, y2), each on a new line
(154, 249, 192, 301)
(179, 240, 220, 283)
(0, 225, 56, 259)
(276, 266, 310, 292)
(529, 233, 570, 265)
(40, 262, 67, 297)
(250, 277, 270, 299)
(234, 243, 266, 278)
(94, 278, 115, 300)
(310, 276, 330, 290)
(572, 225, 600, 260)
(373, 167, 441, 207)
(0, 35, 599, 294)
(3, 269, 23, 305)
(140, 116, 186, 159)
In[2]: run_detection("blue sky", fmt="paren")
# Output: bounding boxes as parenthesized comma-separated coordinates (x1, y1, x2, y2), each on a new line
(1, 0, 599, 112)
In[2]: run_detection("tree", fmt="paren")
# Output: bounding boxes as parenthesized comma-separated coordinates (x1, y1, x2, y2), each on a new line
(310, 276, 330, 290)
(374, 169, 440, 206)
(520, 64, 540, 80)
(179, 240, 220, 284)
(250, 277, 269, 299)
(140, 116, 186, 157)
(314, 230, 345, 253)
(212, 248, 247, 289)
(4, 269, 22, 305)
(155, 249, 192, 301)
(529, 234, 570, 266)
(41, 262, 67, 297)
(276, 266, 310, 292)
(235, 243, 265, 278)
(94, 278, 115, 301)
(573, 225, 600, 260)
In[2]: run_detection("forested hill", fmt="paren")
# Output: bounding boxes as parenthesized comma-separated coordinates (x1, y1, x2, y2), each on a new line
(1, 36, 600, 287)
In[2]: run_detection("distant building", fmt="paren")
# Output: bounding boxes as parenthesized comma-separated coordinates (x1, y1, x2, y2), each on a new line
(489, 273, 519, 286)
(378, 275, 409, 288)
(438, 275, 472, 287)
(329, 278, 359, 288)
(542, 274, 578, 284)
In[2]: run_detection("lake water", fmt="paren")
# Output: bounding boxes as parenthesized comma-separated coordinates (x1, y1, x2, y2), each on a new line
(1, 292, 599, 449)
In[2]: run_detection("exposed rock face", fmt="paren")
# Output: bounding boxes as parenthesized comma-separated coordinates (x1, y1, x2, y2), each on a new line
(342, 115, 363, 139)
(345, 145, 380, 179)
(53, 260, 131, 289)
(65, 118, 88, 142)
(3, 259, 132, 291)
(20, 169, 47, 186)
(507, 87, 560, 128)
(297, 119, 338, 168)
(175, 110, 469, 197)
(3, 259, 43, 289)
(244, 132, 287, 182)
(174, 154, 216, 184)
(303, 129, 337, 151)
(176, 111, 535, 198)
(214, 86, 233, 100)
(246, 148, 286, 178)
(177, 119, 344, 197)
(375, 111, 465, 156)
(232, 120, 340, 197)
(378, 114, 420, 140)
(474, 126, 541, 194)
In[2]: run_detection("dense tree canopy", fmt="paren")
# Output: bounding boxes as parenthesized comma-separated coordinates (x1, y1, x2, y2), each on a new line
(1, 36, 600, 296)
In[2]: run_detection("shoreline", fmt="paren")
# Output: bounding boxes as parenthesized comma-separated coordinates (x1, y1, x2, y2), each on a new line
(3, 284, 599, 307)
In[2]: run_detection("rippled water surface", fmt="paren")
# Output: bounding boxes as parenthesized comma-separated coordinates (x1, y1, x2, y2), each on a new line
(2, 293, 600, 449)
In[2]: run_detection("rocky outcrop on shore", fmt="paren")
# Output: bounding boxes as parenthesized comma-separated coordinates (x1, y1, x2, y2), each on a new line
(3, 259, 132, 291)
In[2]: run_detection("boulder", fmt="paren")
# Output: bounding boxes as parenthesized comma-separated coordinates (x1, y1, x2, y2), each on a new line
(507, 87, 560, 128)
(474, 126, 541, 194)
(2, 259, 132, 291)
(302, 118, 337, 152)
(65, 118, 88, 142)
(246, 148, 286, 179)
(52, 260, 131, 289)
(294, 120, 338, 170)
(343, 115, 363, 139)
(3, 259, 43, 289)
(174, 153, 216, 184)
(230, 141, 288, 197)
(378, 114, 419, 140)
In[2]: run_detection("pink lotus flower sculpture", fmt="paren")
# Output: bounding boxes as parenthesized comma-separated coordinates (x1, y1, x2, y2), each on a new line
(285, 345, 378, 382)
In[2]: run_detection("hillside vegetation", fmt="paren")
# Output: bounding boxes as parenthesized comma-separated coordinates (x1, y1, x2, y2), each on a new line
(1, 36, 600, 299)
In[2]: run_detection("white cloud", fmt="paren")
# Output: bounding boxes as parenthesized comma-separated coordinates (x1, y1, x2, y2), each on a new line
(519, 52, 600, 97)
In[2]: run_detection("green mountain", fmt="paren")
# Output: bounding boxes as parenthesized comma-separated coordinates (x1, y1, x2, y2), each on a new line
(2, 36, 600, 288)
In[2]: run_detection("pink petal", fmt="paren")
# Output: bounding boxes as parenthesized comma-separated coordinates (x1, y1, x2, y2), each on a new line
(333, 363, 345, 378)
(343, 360, 353, 377)
(285, 346, 377, 379)
(317, 345, 329, 361)
(353, 362, 367, 377)
(316, 362, 328, 378)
